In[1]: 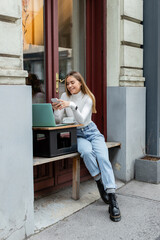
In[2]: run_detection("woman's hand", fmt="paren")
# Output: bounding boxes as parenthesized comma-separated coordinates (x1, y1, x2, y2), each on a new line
(58, 100, 70, 110)
(52, 100, 60, 110)
(52, 99, 70, 110)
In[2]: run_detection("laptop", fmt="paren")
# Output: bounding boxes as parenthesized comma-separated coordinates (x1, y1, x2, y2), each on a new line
(32, 103, 67, 127)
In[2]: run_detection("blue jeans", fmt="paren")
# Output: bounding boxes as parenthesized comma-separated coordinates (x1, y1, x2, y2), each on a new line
(77, 122, 116, 190)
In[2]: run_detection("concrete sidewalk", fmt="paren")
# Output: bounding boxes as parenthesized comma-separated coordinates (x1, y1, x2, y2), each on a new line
(28, 180, 160, 240)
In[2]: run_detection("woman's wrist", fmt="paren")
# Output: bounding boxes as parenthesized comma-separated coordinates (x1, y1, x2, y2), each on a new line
(69, 101, 78, 110)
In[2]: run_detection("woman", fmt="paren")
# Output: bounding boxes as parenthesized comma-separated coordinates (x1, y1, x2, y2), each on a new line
(26, 73, 45, 103)
(52, 71, 121, 222)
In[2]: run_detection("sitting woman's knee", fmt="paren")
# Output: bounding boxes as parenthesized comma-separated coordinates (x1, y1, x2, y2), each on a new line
(81, 149, 93, 159)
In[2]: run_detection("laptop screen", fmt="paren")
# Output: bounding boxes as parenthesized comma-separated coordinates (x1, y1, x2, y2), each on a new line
(32, 103, 56, 127)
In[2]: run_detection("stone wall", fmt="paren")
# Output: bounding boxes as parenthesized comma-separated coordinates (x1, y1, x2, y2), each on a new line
(107, 0, 144, 87)
(107, 0, 146, 181)
(0, 0, 34, 239)
(120, 0, 144, 87)
(0, 0, 27, 84)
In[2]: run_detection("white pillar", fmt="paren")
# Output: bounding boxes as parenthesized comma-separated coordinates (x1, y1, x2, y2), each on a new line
(107, 0, 145, 181)
(0, 0, 34, 239)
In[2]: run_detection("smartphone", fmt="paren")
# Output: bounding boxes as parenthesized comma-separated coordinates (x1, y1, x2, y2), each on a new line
(51, 98, 59, 103)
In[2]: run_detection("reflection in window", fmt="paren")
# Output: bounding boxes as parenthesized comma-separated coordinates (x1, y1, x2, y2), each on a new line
(58, 0, 86, 97)
(58, 0, 73, 97)
(22, 0, 45, 103)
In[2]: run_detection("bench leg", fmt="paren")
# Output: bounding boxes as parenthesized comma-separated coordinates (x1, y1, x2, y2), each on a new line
(72, 156, 80, 200)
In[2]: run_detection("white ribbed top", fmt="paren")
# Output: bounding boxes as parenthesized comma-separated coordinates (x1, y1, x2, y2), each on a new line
(54, 91, 93, 127)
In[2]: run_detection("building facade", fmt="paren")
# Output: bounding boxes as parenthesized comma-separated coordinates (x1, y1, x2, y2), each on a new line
(107, 0, 145, 181)
(143, 0, 160, 156)
(0, 0, 34, 239)
(0, 0, 146, 239)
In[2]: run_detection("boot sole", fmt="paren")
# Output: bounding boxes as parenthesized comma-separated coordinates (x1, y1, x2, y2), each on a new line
(110, 214, 121, 222)
(109, 207, 121, 222)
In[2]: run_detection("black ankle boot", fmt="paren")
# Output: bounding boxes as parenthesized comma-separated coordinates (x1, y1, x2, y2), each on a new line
(108, 193, 121, 222)
(96, 179, 109, 204)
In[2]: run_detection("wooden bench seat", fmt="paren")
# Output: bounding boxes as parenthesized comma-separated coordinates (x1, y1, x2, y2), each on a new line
(33, 142, 121, 200)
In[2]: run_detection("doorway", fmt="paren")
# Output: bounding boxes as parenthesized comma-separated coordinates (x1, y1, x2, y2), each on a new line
(22, 0, 107, 194)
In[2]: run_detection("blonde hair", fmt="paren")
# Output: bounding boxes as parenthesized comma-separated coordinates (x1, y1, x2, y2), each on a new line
(65, 71, 97, 113)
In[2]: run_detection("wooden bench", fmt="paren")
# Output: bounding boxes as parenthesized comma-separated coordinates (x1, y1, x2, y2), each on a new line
(33, 142, 121, 200)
